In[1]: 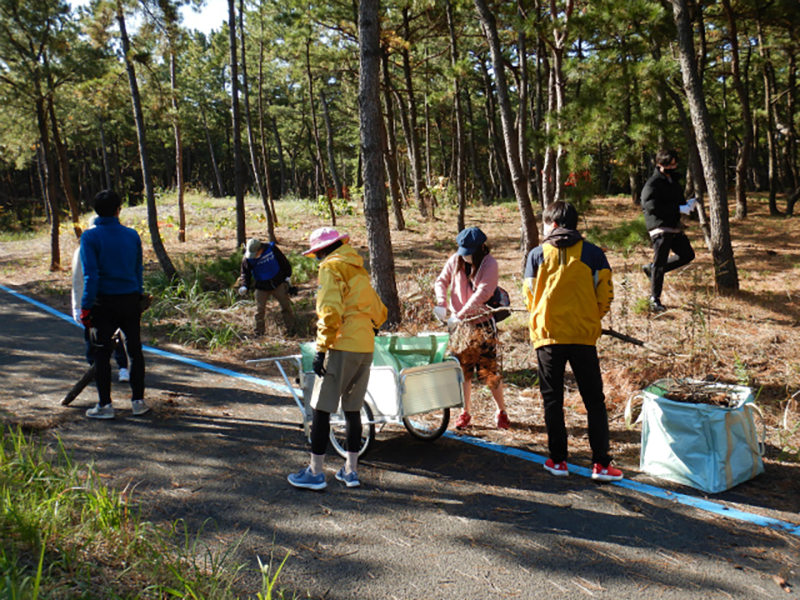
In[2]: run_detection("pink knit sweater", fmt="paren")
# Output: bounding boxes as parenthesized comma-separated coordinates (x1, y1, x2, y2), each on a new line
(434, 253, 498, 323)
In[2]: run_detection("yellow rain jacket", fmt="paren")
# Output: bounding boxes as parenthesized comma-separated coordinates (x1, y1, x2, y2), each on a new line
(315, 244, 388, 353)
(522, 229, 613, 348)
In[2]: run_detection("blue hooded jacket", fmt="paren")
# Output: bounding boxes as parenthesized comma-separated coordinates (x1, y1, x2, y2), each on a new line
(80, 216, 143, 309)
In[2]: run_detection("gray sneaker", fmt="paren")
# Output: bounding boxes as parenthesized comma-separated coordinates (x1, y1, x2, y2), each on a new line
(131, 399, 150, 416)
(335, 467, 361, 488)
(86, 404, 115, 419)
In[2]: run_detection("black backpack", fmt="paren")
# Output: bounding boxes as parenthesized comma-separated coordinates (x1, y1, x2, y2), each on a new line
(487, 286, 511, 322)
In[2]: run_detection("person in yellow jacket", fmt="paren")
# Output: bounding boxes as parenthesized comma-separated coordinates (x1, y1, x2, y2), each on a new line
(523, 201, 623, 482)
(288, 227, 387, 490)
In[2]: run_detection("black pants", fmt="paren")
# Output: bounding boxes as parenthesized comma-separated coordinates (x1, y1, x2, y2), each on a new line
(90, 293, 145, 405)
(85, 327, 127, 369)
(536, 344, 611, 467)
(650, 232, 695, 302)
(310, 409, 361, 455)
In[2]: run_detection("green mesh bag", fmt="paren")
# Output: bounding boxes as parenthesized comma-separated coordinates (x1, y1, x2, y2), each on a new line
(300, 334, 450, 372)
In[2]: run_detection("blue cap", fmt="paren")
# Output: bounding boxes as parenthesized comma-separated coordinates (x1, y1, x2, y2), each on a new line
(456, 227, 487, 256)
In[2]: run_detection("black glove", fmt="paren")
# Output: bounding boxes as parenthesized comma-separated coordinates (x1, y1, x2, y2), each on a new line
(312, 351, 327, 378)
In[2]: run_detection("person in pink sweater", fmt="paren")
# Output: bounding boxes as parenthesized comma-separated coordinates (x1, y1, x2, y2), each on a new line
(434, 227, 509, 430)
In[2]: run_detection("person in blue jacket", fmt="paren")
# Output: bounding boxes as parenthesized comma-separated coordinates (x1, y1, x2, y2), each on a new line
(238, 238, 295, 335)
(79, 190, 148, 419)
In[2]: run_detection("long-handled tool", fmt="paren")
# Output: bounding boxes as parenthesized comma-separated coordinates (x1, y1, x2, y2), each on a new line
(602, 328, 672, 356)
(62, 331, 122, 406)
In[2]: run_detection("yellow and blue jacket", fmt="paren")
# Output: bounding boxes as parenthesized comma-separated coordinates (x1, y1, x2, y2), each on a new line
(523, 229, 613, 348)
(315, 244, 388, 353)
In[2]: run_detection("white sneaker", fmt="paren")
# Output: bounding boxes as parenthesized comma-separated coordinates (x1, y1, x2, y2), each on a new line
(131, 399, 150, 416)
(86, 404, 115, 419)
(118, 368, 130, 382)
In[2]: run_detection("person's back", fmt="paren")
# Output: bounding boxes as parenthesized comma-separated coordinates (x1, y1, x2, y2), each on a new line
(522, 201, 622, 482)
(524, 225, 612, 349)
(316, 242, 386, 353)
(80, 217, 142, 309)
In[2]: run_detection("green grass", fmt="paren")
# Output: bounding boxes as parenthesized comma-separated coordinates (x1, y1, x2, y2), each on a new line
(287, 252, 318, 285)
(143, 253, 248, 349)
(0, 426, 293, 599)
(584, 215, 649, 256)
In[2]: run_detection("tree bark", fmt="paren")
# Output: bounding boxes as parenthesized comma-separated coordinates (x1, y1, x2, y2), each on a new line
(159, 0, 185, 242)
(479, 56, 513, 199)
(47, 95, 82, 239)
(672, 0, 738, 291)
(320, 90, 343, 199)
(445, 0, 467, 232)
(228, 0, 246, 247)
(721, 0, 753, 221)
(401, 7, 430, 218)
(381, 47, 405, 230)
(257, 36, 278, 223)
(463, 90, 491, 205)
(239, 0, 276, 241)
(201, 106, 225, 197)
(116, 0, 176, 280)
(305, 39, 335, 224)
(474, 0, 538, 253)
(359, 0, 401, 327)
(35, 92, 60, 271)
(98, 116, 112, 189)
(756, 16, 781, 216)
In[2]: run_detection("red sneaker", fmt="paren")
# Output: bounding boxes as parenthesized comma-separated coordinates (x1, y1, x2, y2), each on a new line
(496, 410, 510, 429)
(543, 459, 569, 476)
(592, 463, 624, 482)
(455, 411, 472, 429)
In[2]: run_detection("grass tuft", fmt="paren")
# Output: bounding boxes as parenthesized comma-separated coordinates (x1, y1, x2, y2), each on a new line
(0, 427, 293, 599)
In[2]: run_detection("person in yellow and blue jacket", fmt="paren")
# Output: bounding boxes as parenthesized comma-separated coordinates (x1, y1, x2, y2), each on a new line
(523, 201, 623, 482)
(288, 227, 387, 491)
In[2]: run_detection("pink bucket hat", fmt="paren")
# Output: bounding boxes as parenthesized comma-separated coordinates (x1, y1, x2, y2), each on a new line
(303, 227, 350, 257)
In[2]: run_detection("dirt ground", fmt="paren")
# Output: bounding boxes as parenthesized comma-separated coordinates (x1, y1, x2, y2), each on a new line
(2, 192, 799, 516)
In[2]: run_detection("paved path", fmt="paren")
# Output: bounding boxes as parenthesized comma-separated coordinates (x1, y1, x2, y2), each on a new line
(1, 286, 798, 599)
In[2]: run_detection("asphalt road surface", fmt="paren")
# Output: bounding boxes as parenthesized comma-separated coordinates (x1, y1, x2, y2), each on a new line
(1, 286, 798, 599)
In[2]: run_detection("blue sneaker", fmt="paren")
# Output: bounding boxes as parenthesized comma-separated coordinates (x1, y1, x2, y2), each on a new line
(335, 467, 360, 488)
(287, 467, 326, 490)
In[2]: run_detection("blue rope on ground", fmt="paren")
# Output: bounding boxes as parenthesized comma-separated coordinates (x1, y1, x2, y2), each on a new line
(446, 431, 800, 538)
(3, 282, 799, 538)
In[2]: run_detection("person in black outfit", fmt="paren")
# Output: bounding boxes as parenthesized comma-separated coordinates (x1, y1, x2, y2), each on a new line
(640, 149, 697, 312)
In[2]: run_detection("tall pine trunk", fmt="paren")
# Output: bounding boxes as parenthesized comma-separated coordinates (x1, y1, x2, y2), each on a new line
(116, 0, 176, 280)
(228, 0, 246, 247)
(445, 0, 467, 232)
(239, 0, 276, 241)
(474, 0, 538, 253)
(672, 0, 738, 291)
(359, 0, 400, 326)
(35, 91, 60, 271)
(722, 0, 753, 220)
(381, 47, 406, 231)
(47, 95, 81, 239)
(401, 7, 430, 218)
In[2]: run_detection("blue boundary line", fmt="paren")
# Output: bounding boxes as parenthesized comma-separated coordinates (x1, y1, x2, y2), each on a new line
(3, 283, 799, 538)
(444, 432, 800, 537)
(0, 283, 293, 396)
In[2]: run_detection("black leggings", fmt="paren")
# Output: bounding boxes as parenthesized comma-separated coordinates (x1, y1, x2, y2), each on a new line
(310, 409, 362, 455)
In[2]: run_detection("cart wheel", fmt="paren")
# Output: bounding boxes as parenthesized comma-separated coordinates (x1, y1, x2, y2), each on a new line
(403, 408, 450, 441)
(329, 403, 375, 459)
